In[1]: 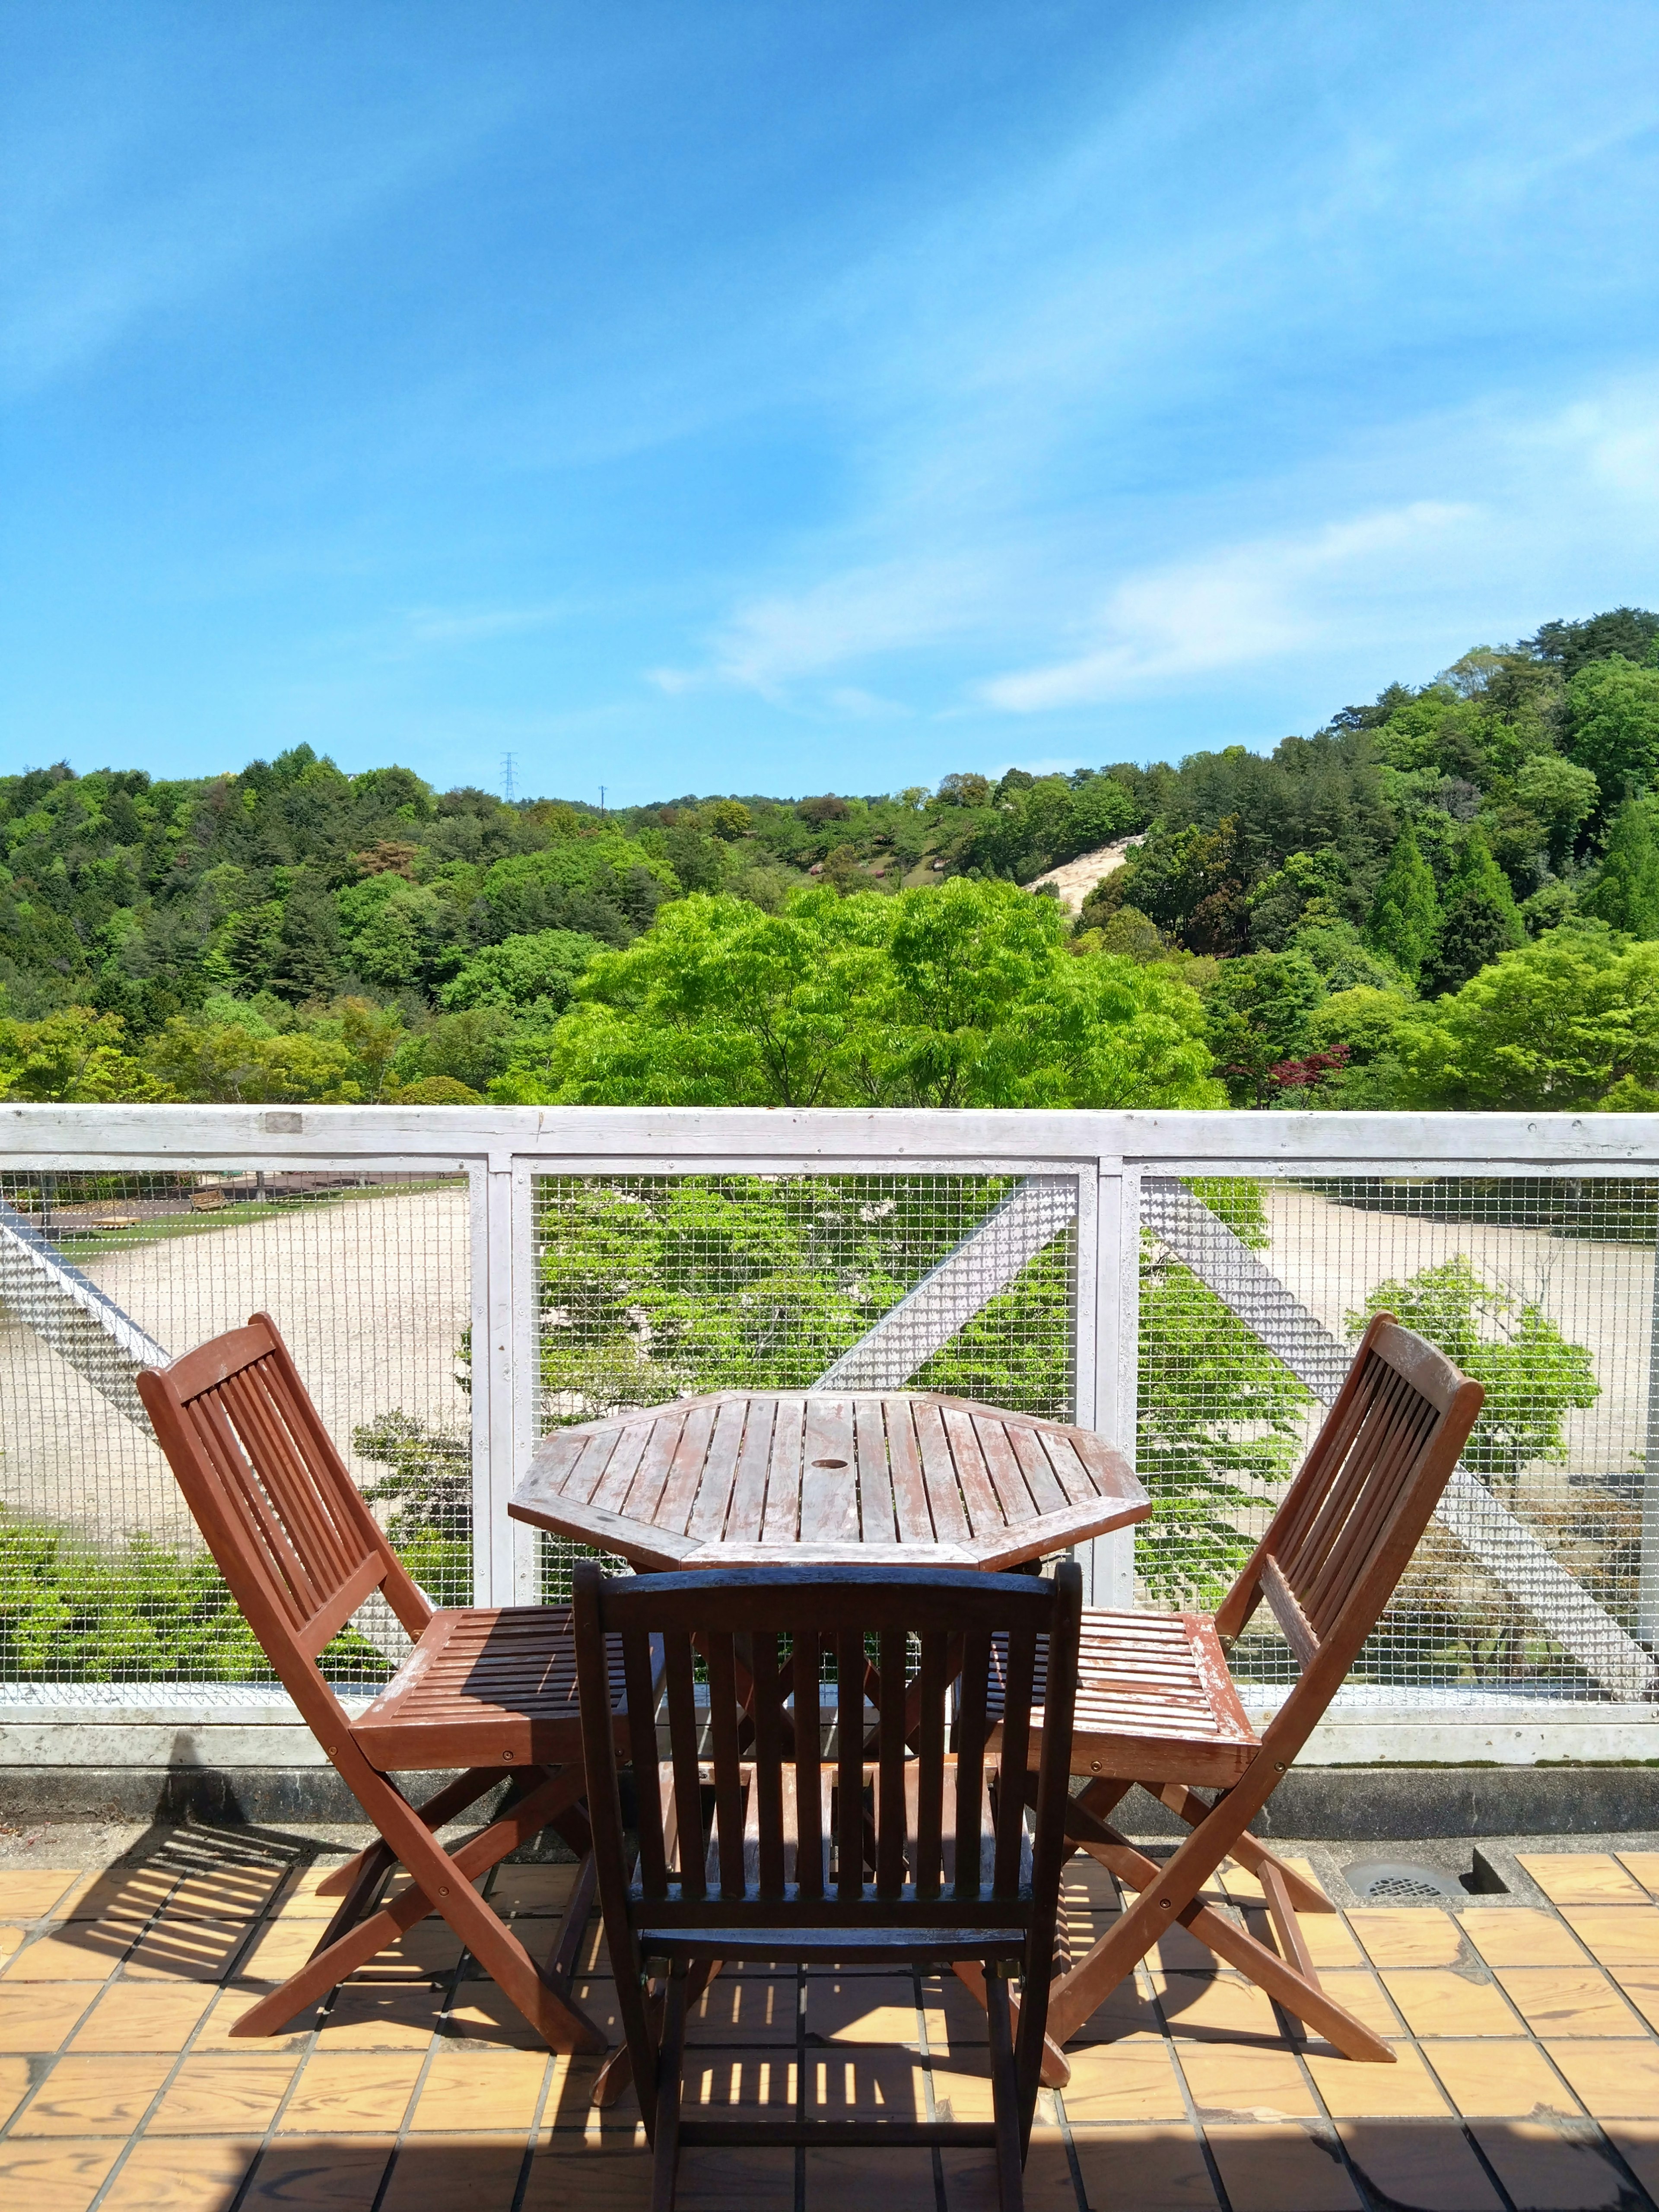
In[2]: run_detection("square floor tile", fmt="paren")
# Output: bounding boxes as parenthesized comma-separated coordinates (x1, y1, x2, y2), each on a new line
(191, 1988, 314, 2053)
(1069, 2123, 1220, 2209)
(1297, 1970, 1403, 2042)
(385, 2138, 533, 2212)
(1336, 2120, 1501, 2210)
(806, 1975, 919, 2047)
(1461, 1912, 1592, 1969)
(2, 1928, 130, 1980)
(681, 2046, 803, 2116)
(1469, 2120, 1628, 2211)
(66, 1983, 214, 2052)
(1542, 2039, 1659, 2119)
(1419, 2040, 1581, 2119)
(122, 1919, 252, 1983)
(1294, 1916, 1366, 1971)
(1176, 2042, 1319, 2120)
(1491, 1968, 1642, 2038)
(9, 2052, 172, 2135)
(919, 1970, 996, 2050)
(1615, 1852, 1659, 1898)
(1348, 1911, 1466, 1969)
(312, 1988, 442, 2050)
(0, 1985, 100, 2052)
(0, 1873, 83, 1921)
(1378, 1970, 1522, 2038)
(1303, 2042, 1451, 2120)
(1153, 1971, 1283, 2044)
(242, 2139, 398, 2208)
(490, 1867, 578, 1916)
(274, 2051, 426, 2131)
(438, 1986, 547, 2049)
(1204, 2122, 1360, 2211)
(58, 1871, 175, 1925)
(939, 2136, 1079, 2209)
(1058, 2035, 1190, 2123)
(412, 2046, 550, 2132)
(100, 2137, 259, 2212)
(686, 1973, 795, 2045)
(147, 2054, 300, 2134)
(1557, 1910, 1659, 1967)
(0, 2137, 125, 2212)
(1518, 1856, 1651, 1908)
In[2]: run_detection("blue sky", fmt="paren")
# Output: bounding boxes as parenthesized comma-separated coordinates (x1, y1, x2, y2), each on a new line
(4, 2, 1659, 805)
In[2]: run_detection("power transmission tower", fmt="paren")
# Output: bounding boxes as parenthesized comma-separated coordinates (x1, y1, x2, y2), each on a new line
(501, 753, 517, 804)
(599, 784, 607, 814)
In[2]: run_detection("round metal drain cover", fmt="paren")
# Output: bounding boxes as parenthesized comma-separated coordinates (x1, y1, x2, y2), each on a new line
(1346, 1858, 1465, 1903)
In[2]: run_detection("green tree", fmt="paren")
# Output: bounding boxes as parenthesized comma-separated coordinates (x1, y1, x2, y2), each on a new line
(1513, 753, 1599, 872)
(1564, 655, 1659, 811)
(1420, 830, 1523, 996)
(439, 928, 605, 1011)
(1391, 925, 1659, 1109)
(1365, 827, 1440, 982)
(1202, 950, 1325, 1106)
(497, 880, 1223, 1110)
(1580, 798, 1659, 938)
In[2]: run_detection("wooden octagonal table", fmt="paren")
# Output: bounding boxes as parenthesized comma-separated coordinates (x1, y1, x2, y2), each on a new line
(508, 1389, 1147, 1571)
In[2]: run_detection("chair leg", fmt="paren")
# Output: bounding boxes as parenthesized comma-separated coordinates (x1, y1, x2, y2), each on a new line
(1043, 1808, 1392, 2063)
(986, 1972, 1024, 2212)
(314, 1767, 509, 1896)
(592, 1959, 723, 2109)
(235, 1764, 600, 2048)
(950, 1961, 1071, 2089)
(651, 1963, 689, 2212)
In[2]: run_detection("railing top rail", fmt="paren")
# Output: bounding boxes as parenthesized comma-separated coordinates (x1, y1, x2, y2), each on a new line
(2, 1103, 1659, 1171)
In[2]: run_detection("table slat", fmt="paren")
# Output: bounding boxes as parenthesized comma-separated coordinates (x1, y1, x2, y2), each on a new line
(762, 1397, 805, 1542)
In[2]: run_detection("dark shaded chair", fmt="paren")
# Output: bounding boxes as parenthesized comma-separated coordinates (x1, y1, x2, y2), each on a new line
(573, 1558, 1082, 2212)
(138, 1311, 624, 2050)
(989, 1311, 1483, 2062)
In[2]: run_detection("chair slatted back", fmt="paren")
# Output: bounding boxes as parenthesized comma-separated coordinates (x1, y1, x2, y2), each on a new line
(137, 1313, 432, 1708)
(1214, 1314, 1484, 1733)
(576, 1563, 1081, 1943)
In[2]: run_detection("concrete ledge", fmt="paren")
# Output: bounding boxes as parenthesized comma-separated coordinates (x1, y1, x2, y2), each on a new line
(8, 1762, 1659, 1835)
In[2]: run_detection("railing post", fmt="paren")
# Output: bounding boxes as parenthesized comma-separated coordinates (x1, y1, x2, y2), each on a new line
(469, 1153, 522, 1608)
(1641, 1236, 1659, 1648)
(1085, 1163, 1138, 1610)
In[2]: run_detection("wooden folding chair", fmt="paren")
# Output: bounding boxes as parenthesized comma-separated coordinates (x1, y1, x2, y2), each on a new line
(137, 1312, 620, 2051)
(574, 1558, 1083, 2212)
(991, 1313, 1484, 2062)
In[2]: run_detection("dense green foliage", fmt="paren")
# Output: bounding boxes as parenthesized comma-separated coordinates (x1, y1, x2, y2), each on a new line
(0, 1510, 386, 1682)
(7, 601, 1659, 1116)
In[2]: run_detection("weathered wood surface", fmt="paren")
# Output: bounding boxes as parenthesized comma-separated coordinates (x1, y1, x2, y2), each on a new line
(512, 1390, 1147, 1571)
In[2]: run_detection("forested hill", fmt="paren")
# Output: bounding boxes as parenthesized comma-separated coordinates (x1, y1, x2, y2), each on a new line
(5, 603, 1659, 1113)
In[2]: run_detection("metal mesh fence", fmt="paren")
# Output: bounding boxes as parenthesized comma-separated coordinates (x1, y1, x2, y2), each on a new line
(1139, 1175, 1658, 1706)
(529, 1173, 1077, 1598)
(0, 1169, 471, 1695)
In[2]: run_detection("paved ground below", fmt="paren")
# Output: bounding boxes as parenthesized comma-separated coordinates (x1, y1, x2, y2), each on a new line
(1, 1823, 1658, 2211)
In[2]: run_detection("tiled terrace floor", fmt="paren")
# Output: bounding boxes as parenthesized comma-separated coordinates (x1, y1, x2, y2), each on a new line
(1, 1829, 1658, 2211)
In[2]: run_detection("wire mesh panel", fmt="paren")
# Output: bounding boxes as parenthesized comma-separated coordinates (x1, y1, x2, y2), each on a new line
(0, 1169, 471, 1693)
(529, 1172, 1077, 1596)
(1137, 1174, 1657, 1705)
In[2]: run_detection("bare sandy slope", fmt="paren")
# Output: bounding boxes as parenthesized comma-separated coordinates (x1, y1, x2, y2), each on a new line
(1259, 1184, 1650, 1483)
(1027, 837, 1136, 913)
(0, 1185, 471, 1545)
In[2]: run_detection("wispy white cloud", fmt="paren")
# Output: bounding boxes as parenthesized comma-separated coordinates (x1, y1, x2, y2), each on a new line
(977, 502, 1475, 712)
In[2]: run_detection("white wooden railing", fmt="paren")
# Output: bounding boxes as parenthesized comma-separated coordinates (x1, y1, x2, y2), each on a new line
(2, 1105, 1657, 1767)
